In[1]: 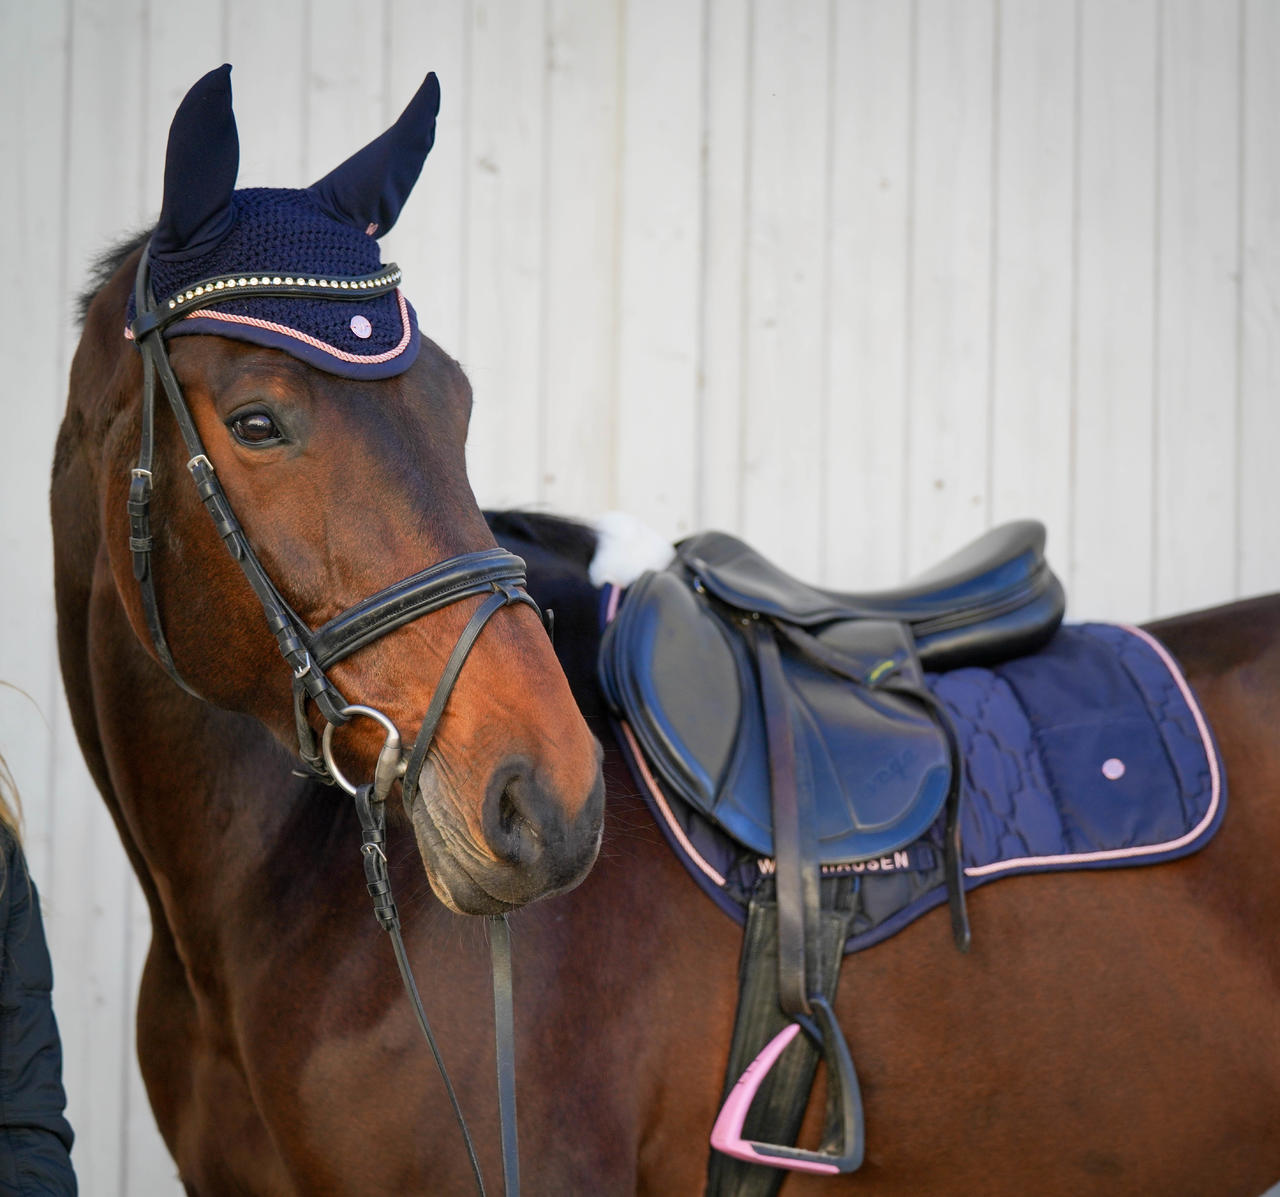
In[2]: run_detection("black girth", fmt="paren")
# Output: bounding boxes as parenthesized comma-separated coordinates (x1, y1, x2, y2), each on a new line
(127, 243, 530, 1195)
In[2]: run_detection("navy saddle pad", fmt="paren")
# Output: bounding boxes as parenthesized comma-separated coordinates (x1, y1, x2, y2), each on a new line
(603, 592, 1225, 953)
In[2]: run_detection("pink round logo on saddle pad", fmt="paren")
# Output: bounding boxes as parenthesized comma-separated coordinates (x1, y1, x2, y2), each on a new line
(1102, 757, 1126, 780)
(350, 315, 373, 339)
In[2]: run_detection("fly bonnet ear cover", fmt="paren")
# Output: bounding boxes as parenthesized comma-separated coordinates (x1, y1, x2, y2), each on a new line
(129, 63, 438, 379)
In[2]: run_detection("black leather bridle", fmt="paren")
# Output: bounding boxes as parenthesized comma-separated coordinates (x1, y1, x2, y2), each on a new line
(127, 243, 527, 1195)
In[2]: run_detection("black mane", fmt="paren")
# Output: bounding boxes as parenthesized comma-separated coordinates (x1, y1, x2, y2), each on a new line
(484, 510, 597, 572)
(75, 227, 153, 326)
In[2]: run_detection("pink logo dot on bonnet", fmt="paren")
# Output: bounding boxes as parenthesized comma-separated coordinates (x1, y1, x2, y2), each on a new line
(350, 315, 373, 339)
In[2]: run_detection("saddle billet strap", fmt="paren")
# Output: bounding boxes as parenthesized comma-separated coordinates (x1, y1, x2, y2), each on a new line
(751, 622, 820, 1015)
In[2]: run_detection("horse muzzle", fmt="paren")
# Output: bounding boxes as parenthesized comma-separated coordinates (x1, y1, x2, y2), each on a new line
(407, 750, 605, 915)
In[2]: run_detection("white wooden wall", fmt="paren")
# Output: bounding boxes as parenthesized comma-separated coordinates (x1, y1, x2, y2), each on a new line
(1, 2, 1278, 1192)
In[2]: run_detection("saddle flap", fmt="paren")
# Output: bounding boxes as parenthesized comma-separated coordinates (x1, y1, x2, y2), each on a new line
(601, 573, 951, 864)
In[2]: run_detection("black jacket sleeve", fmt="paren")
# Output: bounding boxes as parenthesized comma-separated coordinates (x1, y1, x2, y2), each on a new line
(0, 832, 76, 1196)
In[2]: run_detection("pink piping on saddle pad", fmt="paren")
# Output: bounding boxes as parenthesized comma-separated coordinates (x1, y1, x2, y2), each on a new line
(604, 584, 728, 889)
(964, 623, 1222, 878)
(618, 721, 728, 889)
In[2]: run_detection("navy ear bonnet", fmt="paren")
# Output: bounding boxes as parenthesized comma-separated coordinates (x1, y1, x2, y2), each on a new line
(128, 64, 439, 380)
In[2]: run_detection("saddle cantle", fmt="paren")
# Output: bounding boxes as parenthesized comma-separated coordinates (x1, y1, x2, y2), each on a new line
(677, 519, 1064, 669)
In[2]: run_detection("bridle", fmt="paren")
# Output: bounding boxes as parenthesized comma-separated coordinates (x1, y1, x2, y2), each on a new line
(127, 243, 528, 1194)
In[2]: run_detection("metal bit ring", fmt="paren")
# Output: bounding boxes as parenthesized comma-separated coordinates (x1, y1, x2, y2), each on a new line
(321, 704, 404, 800)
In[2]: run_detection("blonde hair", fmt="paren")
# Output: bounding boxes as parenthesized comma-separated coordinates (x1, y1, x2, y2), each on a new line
(0, 751, 22, 843)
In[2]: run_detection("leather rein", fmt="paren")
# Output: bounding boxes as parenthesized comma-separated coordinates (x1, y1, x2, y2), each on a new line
(127, 244, 526, 1195)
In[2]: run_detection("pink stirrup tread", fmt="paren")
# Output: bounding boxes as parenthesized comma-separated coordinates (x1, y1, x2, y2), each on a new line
(709, 1023, 841, 1175)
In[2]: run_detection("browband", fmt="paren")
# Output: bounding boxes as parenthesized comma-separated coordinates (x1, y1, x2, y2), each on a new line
(129, 264, 403, 342)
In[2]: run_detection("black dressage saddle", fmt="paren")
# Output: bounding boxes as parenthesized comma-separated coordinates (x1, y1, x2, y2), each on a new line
(599, 520, 1065, 1185)
(601, 520, 1064, 863)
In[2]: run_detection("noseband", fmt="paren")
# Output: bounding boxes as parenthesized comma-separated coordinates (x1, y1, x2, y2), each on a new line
(127, 243, 531, 1194)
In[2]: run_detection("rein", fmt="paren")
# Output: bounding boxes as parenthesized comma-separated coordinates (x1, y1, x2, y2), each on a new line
(128, 244, 527, 1196)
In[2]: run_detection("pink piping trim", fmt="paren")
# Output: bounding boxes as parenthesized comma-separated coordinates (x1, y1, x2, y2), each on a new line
(603, 586, 728, 888)
(124, 290, 414, 364)
(965, 622, 1222, 878)
(619, 719, 728, 888)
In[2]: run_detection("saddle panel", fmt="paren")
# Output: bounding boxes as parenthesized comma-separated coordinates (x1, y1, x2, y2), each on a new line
(679, 521, 1064, 669)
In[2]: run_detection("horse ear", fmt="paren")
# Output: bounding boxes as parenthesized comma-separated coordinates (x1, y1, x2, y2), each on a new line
(309, 72, 440, 237)
(152, 64, 240, 258)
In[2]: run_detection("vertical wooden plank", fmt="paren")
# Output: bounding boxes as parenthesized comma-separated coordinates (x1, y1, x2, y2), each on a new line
(737, 0, 832, 576)
(540, 0, 621, 518)
(1072, 0, 1158, 620)
(463, 0, 547, 509)
(385, 0, 469, 360)
(614, 0, 703, 539)
(697, 0, 750, 535)
(615, 2, 703, 539)
(824, 0, 912, 589)
(905, 0, 996, 573)
(226, 0, 309, 187)
(141, 2, 227, 212)
(1240, 0, 1280, 599)
(989, 0, 1076, 556)
(1153, 0, 1240, 617)
(304, 0, 389, 185)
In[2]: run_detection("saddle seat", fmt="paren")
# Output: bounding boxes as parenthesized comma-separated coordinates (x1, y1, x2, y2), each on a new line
(600, 521, 1066, 864)
(679, 519, 1064, 671)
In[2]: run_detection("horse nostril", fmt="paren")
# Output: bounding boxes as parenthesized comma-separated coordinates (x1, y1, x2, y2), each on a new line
(488, 765, 546, 865)
(482, 755, 604, 895)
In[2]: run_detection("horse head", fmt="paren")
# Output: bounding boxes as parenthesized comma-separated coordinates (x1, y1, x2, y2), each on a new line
(70, 65, 604, 915)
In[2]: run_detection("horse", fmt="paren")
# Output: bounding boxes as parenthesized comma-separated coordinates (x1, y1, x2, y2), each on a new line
(53, 69, 1280, 1195)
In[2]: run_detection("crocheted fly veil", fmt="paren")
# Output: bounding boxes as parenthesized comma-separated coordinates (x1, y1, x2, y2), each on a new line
(129, 64, 438, 379)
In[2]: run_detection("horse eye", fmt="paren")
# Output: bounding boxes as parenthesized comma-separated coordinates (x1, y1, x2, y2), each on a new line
(228, 410, 283, 447)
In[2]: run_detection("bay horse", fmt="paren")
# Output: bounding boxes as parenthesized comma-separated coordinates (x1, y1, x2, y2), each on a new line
(53, 68, 1279, 1195)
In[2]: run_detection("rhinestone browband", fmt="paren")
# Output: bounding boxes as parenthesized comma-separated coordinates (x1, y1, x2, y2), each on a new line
(162, 264, 402, 313)
(130, 263, 405, 341)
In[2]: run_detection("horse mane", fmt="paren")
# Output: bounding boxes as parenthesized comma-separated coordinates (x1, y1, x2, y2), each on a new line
(484, 510, 598, 574)
(75, 227, 152, 326)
